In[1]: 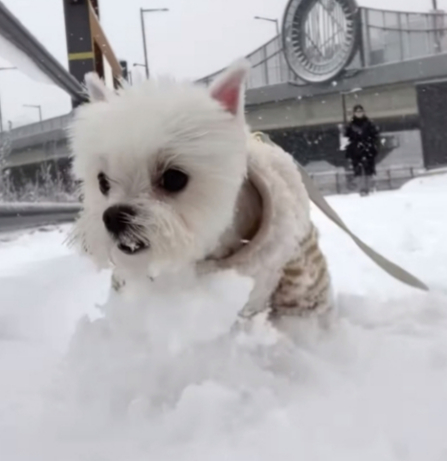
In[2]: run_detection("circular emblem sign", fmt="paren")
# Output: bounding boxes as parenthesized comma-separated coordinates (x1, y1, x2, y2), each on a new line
(282, 0, 360, 83)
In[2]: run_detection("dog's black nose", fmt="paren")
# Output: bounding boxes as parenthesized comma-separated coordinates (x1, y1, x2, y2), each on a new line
(103, 205, 135, 236)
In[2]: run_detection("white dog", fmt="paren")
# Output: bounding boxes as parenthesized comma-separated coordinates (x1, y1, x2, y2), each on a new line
(69, 60, 331, 321)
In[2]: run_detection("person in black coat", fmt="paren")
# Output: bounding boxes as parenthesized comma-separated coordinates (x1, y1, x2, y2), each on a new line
(344, 105, 380, 195)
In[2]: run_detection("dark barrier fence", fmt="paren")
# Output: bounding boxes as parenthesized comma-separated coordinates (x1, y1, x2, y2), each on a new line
(309, 164, 423, 196)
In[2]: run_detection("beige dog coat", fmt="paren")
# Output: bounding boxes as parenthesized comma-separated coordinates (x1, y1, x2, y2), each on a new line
(113, 132, 427, 320)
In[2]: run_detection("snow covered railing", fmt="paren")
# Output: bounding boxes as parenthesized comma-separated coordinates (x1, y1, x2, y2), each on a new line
(0, 202, 81, 217)
(0, 2, 85, 102)
(0, 202, 81, 232)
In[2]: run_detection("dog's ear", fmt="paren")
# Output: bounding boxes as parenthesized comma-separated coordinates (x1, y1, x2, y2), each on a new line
(210, 58, 250, 117)
(85, 72, 113, 103)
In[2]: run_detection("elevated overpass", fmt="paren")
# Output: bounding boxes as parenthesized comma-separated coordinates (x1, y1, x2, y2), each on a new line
(0, 0, 123, 189)
(199, 4, 447, 170)
(2, 2, 447, 184)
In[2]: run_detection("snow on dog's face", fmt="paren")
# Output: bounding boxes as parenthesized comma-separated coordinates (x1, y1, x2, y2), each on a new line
(70, 60, 250, 276)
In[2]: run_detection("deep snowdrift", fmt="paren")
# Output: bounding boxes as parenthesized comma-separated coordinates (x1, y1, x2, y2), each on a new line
(0, 174, 446, 461)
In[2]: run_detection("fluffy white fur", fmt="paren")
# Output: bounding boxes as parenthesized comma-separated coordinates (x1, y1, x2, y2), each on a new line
(71, 61, 250, 277)
(70, 60, 331, 319)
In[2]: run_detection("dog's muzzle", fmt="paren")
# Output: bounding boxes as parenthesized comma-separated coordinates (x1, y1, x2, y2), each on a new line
(103, 204, 150, 255)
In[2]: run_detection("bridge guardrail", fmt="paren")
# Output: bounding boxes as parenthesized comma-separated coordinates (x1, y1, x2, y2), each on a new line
(1, 113, 74, 143)
(0, 202, 81, 232)
(198, 7, 447, 90)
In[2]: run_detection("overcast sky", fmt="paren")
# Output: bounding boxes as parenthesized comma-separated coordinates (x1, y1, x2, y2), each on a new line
(0, 0, 443, 128)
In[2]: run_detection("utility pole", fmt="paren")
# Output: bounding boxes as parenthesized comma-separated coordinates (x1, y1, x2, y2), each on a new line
(23, 104, 43, 122)
(254, 16, 280, 37)
(431, 0, 441, 53)
(140, 8, 169, 79)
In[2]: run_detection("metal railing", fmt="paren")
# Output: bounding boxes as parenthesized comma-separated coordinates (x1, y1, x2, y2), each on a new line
(197, 35, 296, 89)
(0, 202, 81, 232)
(198, 6, 447, 90)
(1, 113, 74, 143)
(309, 164, 423, 196)
(361, 8, 447, 66)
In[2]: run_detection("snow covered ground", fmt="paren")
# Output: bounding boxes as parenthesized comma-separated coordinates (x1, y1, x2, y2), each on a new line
(0, 173, 446, 461)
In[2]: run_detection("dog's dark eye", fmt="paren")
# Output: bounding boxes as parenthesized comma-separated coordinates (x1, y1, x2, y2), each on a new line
(98, 172, 110, 195)
(160, 169, 189, 193)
